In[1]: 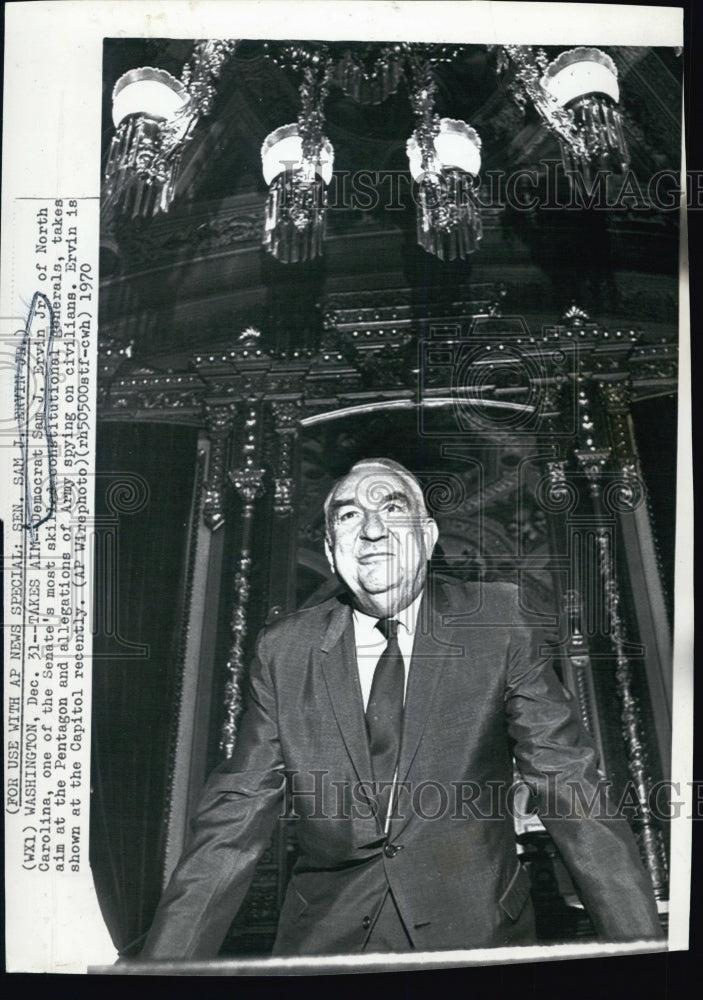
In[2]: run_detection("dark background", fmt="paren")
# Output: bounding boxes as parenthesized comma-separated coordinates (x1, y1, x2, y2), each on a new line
(93, 2, 694, 990)
(2, 0, 702, 993)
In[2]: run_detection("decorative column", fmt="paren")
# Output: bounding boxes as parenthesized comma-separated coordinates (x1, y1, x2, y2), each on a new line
(594, 518, 669, 899)
(221, 402, 265, 758)
(202, 402, 236, 531)
(575, 381, 668, 899)
(271, 400, 301, 516)
(267, 400, 302, 622)
(596, 376, 672, 776)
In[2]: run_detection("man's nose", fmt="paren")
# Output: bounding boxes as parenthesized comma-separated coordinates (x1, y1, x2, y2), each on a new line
(360, 510, 387, 539)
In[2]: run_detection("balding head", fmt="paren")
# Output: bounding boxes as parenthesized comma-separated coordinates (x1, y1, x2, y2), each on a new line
(323, 458, 438, 617)
(324, 458, 428, 532)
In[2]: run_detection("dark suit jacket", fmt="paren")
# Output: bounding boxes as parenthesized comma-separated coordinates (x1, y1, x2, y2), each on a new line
(142, 580, 663, 958)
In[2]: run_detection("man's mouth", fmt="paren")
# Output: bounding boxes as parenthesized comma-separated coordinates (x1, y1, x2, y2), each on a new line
(357, 551, 394, 564)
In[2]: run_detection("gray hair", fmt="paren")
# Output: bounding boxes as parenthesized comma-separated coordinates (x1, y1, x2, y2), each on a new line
(323, 457, 428, 532)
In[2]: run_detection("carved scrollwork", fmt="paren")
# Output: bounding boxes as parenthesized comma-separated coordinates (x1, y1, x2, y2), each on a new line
(114, 205, 262, 270)
(603, 465, 646, 513)
(130, 389, 203, 411)
(202, 402, 235, 531)
(270, 399, 302, 515)
(536, 460, 579, 513)
(229, 467, 266, 509)
(575, 448, 611, 500)
(273, 477, 295, 514)
(271, 400, 302, 429)
(597, 378, 633, 413)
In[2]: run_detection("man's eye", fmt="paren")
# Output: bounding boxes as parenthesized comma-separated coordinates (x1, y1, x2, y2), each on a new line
(338, 509, 359, 522)
(385, 502, 405, 515)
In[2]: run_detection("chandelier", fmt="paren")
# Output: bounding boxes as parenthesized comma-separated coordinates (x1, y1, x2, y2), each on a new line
(104, 40, 237, 217)
(261, 53, 334, 263)
(261, 124, 334, 263)
(497, 46, 629, 183)
(541, 47, 629, 179)
(406, 119, 483, 261)
(105, 41, 631, 255)
(406, 55, 482, 261)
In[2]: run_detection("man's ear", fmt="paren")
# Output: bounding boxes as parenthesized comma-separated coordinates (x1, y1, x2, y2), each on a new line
(324, 535, 336, 574)
(424, 518, 439, 559)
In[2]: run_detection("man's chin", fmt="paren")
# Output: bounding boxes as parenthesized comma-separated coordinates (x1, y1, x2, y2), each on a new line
(355, 570, 399, 595)
(353, 581, 413, 616)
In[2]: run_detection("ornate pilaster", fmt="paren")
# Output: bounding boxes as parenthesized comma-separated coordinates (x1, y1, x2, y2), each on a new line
(270, 400, 302, 516)
(574, 448, 611, 500)
(596, 378, 646, 512)
(576, 426, 668, 898)
(597, 377, 636, 467)
(596, 528, 669, 897)
(264, 399, 303, 624)
(202, 402, 236, 531)
(538, 458, 578, 515)
(596, 371, 672, 790)
(220, 402, 266, 759)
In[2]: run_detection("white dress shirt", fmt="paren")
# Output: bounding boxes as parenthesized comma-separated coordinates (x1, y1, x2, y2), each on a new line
(352, 591, 423, 711)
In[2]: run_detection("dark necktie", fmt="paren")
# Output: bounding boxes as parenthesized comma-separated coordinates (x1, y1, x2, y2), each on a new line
(366, 618, 404, 825)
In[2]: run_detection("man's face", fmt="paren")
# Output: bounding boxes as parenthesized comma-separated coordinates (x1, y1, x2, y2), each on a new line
(324, 465, 438, 618)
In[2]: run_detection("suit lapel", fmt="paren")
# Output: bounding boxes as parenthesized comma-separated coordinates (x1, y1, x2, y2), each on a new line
(318, 598, 375, 786)
(396, 582, 461, 785)
(318, 584, 463, 839)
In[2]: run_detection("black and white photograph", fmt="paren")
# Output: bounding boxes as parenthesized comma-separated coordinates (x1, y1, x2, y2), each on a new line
(1, 0, 693, 979)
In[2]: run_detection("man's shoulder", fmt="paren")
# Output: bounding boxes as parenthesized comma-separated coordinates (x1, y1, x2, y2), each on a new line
(258, 594, 349, 644)
(431, 575, 518, 615)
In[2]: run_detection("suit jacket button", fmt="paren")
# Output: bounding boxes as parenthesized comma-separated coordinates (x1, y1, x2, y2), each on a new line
(384, 843, 400, 858)
(362, 916, 372, 930)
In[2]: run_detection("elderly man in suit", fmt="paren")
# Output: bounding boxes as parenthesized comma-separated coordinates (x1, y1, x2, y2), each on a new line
(142, 457, 663, 958)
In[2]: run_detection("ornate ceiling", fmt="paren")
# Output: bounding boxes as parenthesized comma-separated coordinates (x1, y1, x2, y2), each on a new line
(98, 39, 682, 382)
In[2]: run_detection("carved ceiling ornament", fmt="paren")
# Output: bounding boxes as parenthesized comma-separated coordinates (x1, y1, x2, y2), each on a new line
(98, 301, 677, 432)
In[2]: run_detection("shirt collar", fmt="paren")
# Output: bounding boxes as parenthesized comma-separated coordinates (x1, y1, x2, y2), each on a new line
(352, 589, 424, 640)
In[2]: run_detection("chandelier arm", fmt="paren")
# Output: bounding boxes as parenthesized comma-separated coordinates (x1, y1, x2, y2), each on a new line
(297, 57, 333, 167)
(407, 53, 442, 175)
(497, 44, 583, 153)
